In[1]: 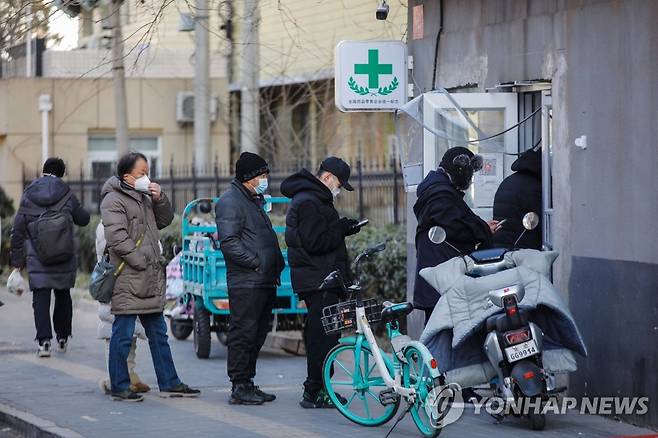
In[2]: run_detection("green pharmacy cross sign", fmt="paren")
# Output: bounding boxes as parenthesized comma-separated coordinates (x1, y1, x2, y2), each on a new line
(335, 40, 407, 112)
(349, 49, 399, 96)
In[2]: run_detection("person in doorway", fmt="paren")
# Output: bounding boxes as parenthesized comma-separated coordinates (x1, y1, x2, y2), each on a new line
(10, 157, 90, 357)
(101, 152, 200, 402)
(413, 147, 497, 323)
(493, 148, 543, 250)
(215, 152, 284, 405)
(281, 157, 361, 409)
(95, 221, 150, 395)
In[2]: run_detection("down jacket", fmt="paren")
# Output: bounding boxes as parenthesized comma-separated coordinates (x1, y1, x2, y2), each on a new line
(95, 222, 146, 339)
(215, 179, 284, 290)
(10, 176, 90, 290)
(99, 176, 174, 315)
(281, 169, 352, 295)
(413, 169, 492, 309)
(493, 149, 543, 249)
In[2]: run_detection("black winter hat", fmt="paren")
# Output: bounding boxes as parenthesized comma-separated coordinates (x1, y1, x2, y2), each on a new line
(439, 147, 475, 190)
(439, 146, 474, 170)
(235, 152, 269, 182)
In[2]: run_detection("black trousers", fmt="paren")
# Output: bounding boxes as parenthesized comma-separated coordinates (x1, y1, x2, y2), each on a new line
(227, 287, 276, 384)
(32, 288, 72, 343)
(302, 290, 340, 396)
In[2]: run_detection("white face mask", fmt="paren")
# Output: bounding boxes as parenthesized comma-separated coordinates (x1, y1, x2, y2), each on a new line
(323, 174, 340, 198)
(134, 175, 151, 193)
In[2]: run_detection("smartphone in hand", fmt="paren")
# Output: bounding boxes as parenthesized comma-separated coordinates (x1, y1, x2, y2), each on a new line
(494, 219, 508, 231)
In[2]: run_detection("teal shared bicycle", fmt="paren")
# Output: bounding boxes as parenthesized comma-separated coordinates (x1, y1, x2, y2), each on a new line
(320, 242, 454, 437)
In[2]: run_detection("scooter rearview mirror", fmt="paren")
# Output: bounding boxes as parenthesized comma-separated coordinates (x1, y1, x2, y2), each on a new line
(522, 212, 540, 231)
(428, 226, 447, 244)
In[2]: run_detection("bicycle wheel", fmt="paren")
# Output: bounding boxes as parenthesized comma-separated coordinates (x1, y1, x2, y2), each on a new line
(403, 346, 441, 437)
(323, 344, 399, 427)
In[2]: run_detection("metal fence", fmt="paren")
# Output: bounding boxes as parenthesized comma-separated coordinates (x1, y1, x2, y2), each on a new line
(23, 157, 406, 225)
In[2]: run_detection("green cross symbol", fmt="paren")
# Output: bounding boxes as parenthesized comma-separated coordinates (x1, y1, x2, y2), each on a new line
(354, 49, 393, 89)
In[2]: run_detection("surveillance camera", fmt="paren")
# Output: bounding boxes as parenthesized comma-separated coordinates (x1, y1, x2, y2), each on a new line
(376, 1, 389, 20)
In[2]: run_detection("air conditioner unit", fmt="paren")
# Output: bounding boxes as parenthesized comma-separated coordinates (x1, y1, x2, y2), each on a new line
(176, 92, 219, 124)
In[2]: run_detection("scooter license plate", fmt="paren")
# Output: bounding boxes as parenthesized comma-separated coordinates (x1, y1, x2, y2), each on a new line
(504, 340, 539, 363)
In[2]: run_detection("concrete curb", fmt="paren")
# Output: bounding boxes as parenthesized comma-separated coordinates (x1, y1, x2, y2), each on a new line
(0, 402, 84, 438)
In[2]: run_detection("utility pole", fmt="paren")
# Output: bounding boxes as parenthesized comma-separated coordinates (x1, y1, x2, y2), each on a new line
(110, 0, 129, 157)
(39, 95, 52, 164)
(194, 0, 210, 174)
(25, 3, 32, 77)
(240, 0, 260, 153)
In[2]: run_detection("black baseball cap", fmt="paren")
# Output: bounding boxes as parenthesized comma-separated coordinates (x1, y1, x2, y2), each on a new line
(319, 156, 354, 191)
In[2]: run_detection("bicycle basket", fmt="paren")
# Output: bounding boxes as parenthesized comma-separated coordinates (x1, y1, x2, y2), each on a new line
(321, 299, 382, 335)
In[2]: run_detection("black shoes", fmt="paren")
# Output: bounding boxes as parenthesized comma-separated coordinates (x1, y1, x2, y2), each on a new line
(159, 383, 201, 398)
(37, 340, 51, 358)
(230, 383, 266, 405)
(57, 338, 68, 353)
(299, 389, 345, 409)
(249, 382, 276, 402)
(111, 390, 144, 402)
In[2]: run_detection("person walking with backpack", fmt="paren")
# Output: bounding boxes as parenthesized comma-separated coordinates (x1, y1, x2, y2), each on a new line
(10, 158, 90, 357)
(100, 152, 199, 402)
(215, 152, 284, 405)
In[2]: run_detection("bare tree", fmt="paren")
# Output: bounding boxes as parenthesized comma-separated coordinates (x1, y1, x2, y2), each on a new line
(0, 0, 57, 56)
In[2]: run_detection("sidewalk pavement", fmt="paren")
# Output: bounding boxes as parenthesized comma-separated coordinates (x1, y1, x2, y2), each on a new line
(0, 287, 656, 438)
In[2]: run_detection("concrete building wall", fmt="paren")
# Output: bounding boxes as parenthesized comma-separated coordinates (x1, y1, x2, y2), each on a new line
(234, 0, 408, 84)
(406, 0, 658, 428)
(0, 77, 230, 202)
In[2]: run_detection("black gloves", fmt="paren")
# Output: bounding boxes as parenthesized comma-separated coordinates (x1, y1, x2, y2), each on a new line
(338, 217, 361, 236)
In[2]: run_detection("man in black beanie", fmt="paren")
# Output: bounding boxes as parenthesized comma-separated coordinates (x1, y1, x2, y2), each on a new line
(215, 152, 285, 405)
(413, 147, 497, 322)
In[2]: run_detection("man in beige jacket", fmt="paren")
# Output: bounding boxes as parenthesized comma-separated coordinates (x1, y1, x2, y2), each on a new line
(95, 221, 150, 395)
(100, 152, 199, 402)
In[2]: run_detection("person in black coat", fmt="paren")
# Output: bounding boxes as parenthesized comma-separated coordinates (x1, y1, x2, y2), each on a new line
(10, 158, 90, 356)
(493, 148, 543, 250)
(413, 147, 495, 323)
(281, 156, 361, 409)
(215, 152, 284, 406)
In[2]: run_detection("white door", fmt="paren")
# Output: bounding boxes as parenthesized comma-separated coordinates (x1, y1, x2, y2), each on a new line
(423, 92, 518, 220)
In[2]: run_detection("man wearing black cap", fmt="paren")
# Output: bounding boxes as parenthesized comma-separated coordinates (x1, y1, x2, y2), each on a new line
(281, 156, 362, 408)
(215, 152, 285, 405)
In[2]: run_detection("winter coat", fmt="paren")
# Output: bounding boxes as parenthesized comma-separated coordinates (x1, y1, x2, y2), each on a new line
(95, 222, 146, 339)
(413, 169, 492, 309)
(10, 176, 90, 290)
(493, 149, 543, 250)
(215, 179, 284, 290)
(100, 176, 174, 315)
(281, 169, 352, 295)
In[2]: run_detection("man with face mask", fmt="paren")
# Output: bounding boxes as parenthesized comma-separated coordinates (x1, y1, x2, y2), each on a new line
(413, 147, 497, 323)
(215, 152, 285, 405)
(100, 152, 200, 402)
(281, 156, 362, 408)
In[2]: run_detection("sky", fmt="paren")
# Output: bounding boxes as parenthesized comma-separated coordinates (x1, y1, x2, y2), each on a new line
(48, 9, 78, 50)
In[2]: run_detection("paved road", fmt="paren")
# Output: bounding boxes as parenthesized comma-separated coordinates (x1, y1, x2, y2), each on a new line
(0, 288, 655, 438)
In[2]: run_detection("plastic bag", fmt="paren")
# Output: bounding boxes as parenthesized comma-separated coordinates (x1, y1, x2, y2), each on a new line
(6, 268, 27, 296)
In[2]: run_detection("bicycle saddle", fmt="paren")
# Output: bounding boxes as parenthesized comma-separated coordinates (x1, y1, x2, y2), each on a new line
(381, 301, 414, 321)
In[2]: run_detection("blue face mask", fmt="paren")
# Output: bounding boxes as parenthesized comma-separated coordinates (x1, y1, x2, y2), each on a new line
(255, 178, 268, 195)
